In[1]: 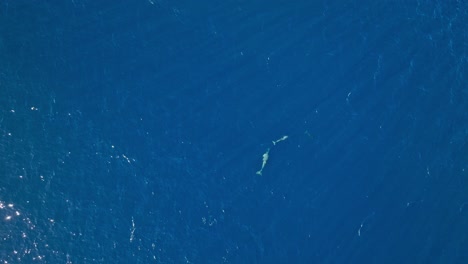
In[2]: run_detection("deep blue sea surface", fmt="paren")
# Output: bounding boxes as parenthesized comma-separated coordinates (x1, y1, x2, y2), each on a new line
(1, 0, 467, 263)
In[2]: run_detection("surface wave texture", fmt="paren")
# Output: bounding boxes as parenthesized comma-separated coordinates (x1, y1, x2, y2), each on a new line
(0, 1, 467, 263)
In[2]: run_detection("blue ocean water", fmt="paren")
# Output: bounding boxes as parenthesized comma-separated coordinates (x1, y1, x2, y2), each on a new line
(0, 0, 467, 263)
